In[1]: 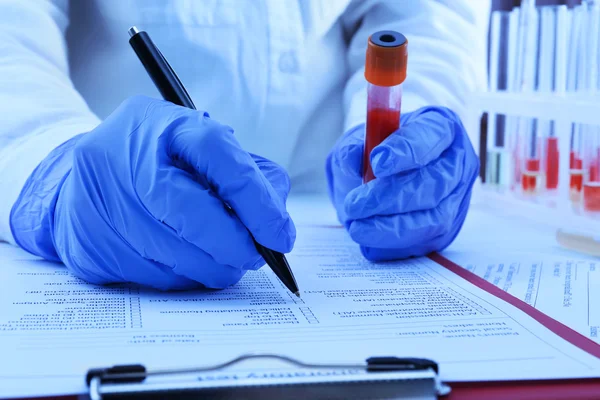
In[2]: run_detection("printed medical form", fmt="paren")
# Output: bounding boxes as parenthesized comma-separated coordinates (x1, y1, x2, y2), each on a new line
(443, 252, 600, 344)
(444, 197, 600, 345)
(0, 226, 599, 398)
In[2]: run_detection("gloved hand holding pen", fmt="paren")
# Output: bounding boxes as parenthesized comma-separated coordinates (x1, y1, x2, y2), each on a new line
(10, 96, 296, 290)
(326, 106, 479, 261)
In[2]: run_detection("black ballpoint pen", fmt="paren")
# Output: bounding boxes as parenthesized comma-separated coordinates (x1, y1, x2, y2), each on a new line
(127, 26, 300, 297)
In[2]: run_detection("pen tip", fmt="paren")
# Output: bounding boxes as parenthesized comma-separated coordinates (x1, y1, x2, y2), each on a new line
(294, 291, 301, 298)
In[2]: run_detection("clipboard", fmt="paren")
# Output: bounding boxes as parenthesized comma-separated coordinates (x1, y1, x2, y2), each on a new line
(85, 354, 449, 399)
(7, 252, 600, 400)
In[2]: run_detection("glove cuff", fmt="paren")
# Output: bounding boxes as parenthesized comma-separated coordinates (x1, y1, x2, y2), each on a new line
(9, 134, 85, 261)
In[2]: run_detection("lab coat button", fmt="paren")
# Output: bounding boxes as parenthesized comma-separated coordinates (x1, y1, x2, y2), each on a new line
(278, 51, 299, 73)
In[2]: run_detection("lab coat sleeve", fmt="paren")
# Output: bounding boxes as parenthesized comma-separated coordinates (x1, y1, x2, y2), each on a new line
(342, 0, 490, 132)
(0, 0, 100, 244)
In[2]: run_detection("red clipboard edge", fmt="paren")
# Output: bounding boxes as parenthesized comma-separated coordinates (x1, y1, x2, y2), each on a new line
(428, 253, 600, 399)
(428, 252, 600, 358)
(448, 378, 600, 400)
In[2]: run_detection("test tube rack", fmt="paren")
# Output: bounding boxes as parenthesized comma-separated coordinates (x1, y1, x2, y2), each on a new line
(466, 90, 600, 231)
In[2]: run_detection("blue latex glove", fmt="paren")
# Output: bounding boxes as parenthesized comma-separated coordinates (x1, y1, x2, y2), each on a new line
(326, 106, 479, 261)
(10, 96, 295, 290)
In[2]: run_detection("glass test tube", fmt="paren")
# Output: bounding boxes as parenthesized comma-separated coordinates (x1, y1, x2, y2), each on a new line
(516, 2, 539, 194)
(583, 127, 600, 214)
(364, 84, 402, 182)
(487, 11, 512, 187)
(506, 7, 521, 190)
(569, 125, 584, 203)
(362, 31, 407, 183)
(582, 3, 600, 213)
(538, 6, 559, 192)
(545, 130, 559, 190)
(522, 121, 543, 195)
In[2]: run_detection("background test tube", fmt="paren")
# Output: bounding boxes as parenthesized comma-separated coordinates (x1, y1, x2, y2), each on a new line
(511, 2, 531, 190)
(522, 124, 543, 194)
(538, 6, 558, 192)
(519, 1, 540, 196)
(585, 3, 600, 214)
(565, 5, 584, 206)
(584, 128, 600, 214)
(587, 3, 600, 93)
(554, 5, 570, 205)
(505, 7, 521, 190)
(362, 31, 407, 183)
(570, 127, 584, 203)
(566, 5, 583, 202)
(487, 11, 510, 187)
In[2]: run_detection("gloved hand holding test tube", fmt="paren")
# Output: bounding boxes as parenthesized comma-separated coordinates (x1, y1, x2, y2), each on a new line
(326, 30, 479, 261)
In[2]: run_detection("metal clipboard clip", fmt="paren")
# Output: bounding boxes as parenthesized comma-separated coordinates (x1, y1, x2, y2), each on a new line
(86, 354, 450, 399)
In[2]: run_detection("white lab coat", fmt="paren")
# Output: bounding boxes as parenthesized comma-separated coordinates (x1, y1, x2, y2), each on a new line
(0, 0, 490, 244)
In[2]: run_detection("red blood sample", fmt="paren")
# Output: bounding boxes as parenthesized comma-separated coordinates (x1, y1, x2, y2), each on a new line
(584, 182, 600, 212)
(590, 163, 599, 183)
(569, 152, 584, 202)
(545, 137, 559, 189)
(363, 108, 401, 182)
(570, 151, 577, 169)
(522, 158, 540, 194)
(571, 173, 584, 200)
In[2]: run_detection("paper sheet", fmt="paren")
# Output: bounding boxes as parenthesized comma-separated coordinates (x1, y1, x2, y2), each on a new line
(1, 225, 600, 398)
(444, 198, 600, 344)
(443, 252, 600, 344)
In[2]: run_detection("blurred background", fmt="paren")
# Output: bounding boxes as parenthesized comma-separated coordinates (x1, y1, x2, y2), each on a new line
(474, 0, 599, 231)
